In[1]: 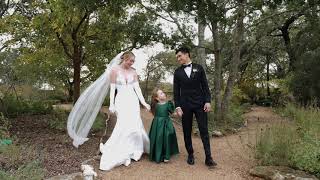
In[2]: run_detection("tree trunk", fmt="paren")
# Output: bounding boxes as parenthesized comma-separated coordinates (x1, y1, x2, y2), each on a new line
(221, 0, 245, 121)
(279, 12, 304, 72)
(70, 13, 88, 103)
(266, 54, 270, 97)
(67, 81, 74, 102)
(280, 27, 295, 72)
(211, 21, 223, 122)
(73, 51, 81, 103)
(72, 26, 82, 103)
(71, 17, 86, 103)
(144, 73, 150, 99)
(197, 19, 206, 70)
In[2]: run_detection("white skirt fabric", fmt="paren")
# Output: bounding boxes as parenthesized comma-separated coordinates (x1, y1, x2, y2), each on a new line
(99, 85, 149, 171)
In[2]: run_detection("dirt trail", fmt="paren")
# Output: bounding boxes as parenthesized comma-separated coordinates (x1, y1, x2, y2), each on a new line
(94, 106, 282, 180)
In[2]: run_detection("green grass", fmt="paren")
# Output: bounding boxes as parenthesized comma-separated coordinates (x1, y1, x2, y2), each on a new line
(48, 108, 106, 132)
(256, 103, 320, 177)
(207, 103, 248, 134)
(92, 113, 106, 132)
(255, 123, 297, 166)
(1, 95, 53, 118)
(0, 112, 11, 139)
(0, 144, 44, 180)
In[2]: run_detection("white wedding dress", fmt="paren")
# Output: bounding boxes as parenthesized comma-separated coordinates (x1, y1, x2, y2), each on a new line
(99, 71, 150, 171)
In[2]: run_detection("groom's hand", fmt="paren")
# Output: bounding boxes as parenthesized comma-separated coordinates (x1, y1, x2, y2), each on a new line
(204, 103, 211, 112)
(176, 107, 183, 117)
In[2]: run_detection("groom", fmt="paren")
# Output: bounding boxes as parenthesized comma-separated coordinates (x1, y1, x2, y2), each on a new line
(173, 47, 217, 167)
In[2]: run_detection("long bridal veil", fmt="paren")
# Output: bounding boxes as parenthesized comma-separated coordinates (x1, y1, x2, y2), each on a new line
(67, 53, 122, 148)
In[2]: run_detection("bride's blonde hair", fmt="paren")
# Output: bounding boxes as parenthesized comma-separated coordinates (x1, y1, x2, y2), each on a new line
(119, 51, 135, 64)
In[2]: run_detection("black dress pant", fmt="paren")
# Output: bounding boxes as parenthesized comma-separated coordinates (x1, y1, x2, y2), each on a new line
(181, 106, 211, 158)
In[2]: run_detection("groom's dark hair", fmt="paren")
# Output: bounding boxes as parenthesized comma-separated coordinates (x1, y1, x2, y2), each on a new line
(176, 47, 191, 58)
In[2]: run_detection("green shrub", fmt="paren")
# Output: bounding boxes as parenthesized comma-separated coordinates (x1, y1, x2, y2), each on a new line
(279, 103, 320, 138)
(225, 103, 246, 128)
(290, 133, 320, 177)
(256, 97, 273, 107)
(256, 123, 296, 166)
(48, 109, 106, 132)
(0, 112, 11, 139)
(1, 95, 53, 117)
(0, 144, 44, 179)
(289, 48, 320, 106)
(231, 86, 249, 104)
(48, 109, 69, 131)
(0, 170, 14, 180)
(92, 113, 106, 132)
(0, 144, 35, 170)
(44, 91, 67, 103)
(0, 144, 44, 180)
(0, 159, 44, 180)
(14, 160, 44, 180)
(277, 102, 297, 119)
(28, 89, 67, 103)
(208, 103, 246, 133)
(102, 96, 110, 106)
(256, 104, 320, 178)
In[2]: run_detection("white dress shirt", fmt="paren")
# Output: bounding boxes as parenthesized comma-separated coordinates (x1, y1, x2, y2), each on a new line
(184, 62, 192, 78)
(176, 62, 192, 111)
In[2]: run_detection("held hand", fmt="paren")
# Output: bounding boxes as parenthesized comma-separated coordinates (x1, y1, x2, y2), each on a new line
(176, 107, 183, 117)
(143, 103, 151, 111)
(109, 105, 116, 113)
(203, 103, 211, 112)
(172, 112, 178, 117)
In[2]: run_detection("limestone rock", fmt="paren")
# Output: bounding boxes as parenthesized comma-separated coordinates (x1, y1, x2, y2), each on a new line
(212, 130, 223, 137)
(46, 172, 83, 180)
(250, 166, 318, 180)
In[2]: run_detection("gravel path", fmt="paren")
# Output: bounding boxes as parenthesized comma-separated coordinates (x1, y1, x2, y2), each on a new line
(97, 106, 278, 180)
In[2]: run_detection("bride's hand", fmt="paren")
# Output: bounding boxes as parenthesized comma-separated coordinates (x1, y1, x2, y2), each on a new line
(144, 103, 151, 111)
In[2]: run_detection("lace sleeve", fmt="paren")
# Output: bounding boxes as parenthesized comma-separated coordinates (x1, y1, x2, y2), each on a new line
(110, 68, 117, 84)
(132, 71, 150, 110)
(109, 68, 117, 113)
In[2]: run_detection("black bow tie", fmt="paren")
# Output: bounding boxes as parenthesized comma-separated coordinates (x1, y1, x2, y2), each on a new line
(182, 63, 192, 68)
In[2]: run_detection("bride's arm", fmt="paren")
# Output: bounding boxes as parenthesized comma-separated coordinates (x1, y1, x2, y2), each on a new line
(132, 71, 150, 110)
(109, 68, 117, 113)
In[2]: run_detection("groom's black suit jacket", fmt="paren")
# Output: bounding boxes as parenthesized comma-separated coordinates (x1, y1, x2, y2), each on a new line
(173, 63, 211, 109)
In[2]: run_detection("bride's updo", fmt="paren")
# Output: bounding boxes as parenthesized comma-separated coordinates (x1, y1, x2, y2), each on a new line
(120, 51, 135, 64)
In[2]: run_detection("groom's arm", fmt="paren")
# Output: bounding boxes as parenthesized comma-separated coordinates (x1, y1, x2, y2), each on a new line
(173, 70, 181, 108)
(199, 65, 211, 103)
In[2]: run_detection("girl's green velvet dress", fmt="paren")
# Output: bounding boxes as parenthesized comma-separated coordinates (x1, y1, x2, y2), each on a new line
(149, 101, 179, 163)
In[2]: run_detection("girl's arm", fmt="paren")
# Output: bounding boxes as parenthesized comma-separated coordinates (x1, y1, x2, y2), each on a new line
(168, 100, 178, 118)
(168, 100, 175, 114)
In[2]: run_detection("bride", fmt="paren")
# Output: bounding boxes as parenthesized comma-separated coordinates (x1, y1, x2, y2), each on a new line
(67, 51, 150, 171)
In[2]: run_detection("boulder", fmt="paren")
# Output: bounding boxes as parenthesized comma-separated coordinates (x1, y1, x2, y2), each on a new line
(250, 166, 318, 180)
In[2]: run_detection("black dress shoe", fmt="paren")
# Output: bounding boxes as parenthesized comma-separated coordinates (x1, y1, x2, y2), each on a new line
(187, 154, 195, 165)
(205, 157, 217, 167)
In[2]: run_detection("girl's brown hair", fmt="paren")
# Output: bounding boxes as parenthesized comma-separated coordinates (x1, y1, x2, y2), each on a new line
(119, 51, 135, 64)
(150, 87, 160, 115)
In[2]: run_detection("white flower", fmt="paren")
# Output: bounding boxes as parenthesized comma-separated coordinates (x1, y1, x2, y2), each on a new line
(192, 68, 198, 72)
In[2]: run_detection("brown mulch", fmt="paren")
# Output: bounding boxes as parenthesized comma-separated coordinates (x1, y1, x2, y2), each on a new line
(8, 114, 103, 178)
(4, 106, 280, 179)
